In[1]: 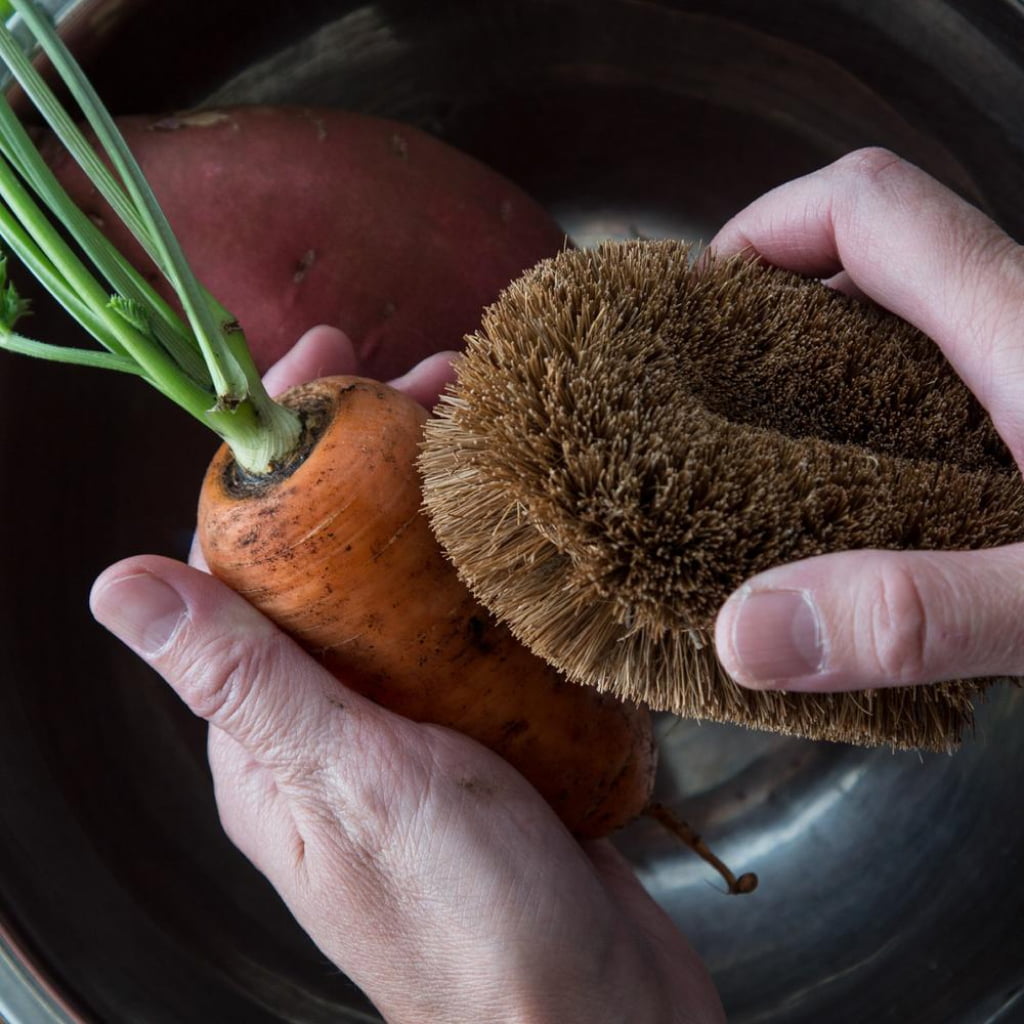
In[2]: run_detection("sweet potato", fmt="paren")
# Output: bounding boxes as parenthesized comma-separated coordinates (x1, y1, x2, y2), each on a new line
(37, 105, 568, 377)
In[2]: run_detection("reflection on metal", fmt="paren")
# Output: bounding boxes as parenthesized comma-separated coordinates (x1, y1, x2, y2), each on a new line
(0, 918, 85, 1024)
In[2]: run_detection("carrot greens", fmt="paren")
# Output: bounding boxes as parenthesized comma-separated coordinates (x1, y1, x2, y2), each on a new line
(0, 0, 302, 474)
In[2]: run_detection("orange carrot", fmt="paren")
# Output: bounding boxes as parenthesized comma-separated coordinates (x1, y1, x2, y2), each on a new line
(198, 375, 656, 838)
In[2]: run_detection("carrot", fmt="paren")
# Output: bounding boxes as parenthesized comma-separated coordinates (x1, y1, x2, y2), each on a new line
(0, 0, 654, 841)
(198, 374, 655, 837)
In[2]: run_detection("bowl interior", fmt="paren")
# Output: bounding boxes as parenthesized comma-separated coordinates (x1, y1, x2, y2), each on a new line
(2, 2, 1023, 1022)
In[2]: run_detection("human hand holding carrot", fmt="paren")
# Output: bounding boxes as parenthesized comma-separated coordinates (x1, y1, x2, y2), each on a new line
(711, 148, 1024, 694)
(90, 327, 725, 1024)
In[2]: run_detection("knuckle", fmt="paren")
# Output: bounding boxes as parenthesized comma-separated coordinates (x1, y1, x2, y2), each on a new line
(863, 562, 930, 683)
(273, 738, 331, 793)
(338, 726, 417, 843)
(335, 722, 440, 860)
(180, 628, 291, 733)
(827, 148, 911, 257)
(832, 146, 906, 187)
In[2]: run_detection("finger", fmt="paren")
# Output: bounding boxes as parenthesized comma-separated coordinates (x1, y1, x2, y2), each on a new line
(89, 553, 387, 772)
(89, 554, 417, 938)
(388, 350, 459, 410)
(262, 325, 359, 396)
(714, 544, 1024, 691)
(711, 148, 1024, 463)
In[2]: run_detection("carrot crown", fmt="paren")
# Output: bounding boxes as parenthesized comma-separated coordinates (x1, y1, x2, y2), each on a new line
(0, 0, 302, 474)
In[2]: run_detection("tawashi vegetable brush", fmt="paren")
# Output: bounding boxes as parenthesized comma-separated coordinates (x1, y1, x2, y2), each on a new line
(419, 240, 1024, 751)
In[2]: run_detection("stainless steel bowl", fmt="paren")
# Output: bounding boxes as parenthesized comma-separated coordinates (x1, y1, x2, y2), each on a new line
(2, 2, 1023, 1021)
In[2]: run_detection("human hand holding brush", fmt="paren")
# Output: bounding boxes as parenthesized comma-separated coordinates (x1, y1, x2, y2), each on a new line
(711, 147, 1024, 696)
(422, 151, 1021, 749)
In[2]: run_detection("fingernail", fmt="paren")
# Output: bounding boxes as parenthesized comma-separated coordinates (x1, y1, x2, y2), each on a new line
(726, 588, 825, 686)
(92, 572, 186, 656)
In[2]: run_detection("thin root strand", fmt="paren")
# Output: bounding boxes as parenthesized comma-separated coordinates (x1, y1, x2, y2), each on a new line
(645, 801, 758, 895)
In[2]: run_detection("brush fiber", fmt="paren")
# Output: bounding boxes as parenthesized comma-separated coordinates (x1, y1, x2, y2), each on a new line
(419, 240, 1024, 750)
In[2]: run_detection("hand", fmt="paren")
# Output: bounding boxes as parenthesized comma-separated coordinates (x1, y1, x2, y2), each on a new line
(710, 148, 1024, 693)
(90, 326, 725, 1024)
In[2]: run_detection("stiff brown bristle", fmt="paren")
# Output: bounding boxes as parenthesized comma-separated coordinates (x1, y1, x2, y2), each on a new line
(419, 240, 1024, 751)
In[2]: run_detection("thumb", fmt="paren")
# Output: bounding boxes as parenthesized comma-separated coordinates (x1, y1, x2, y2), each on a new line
(714, 545, 1024, 690)
(88, 553, 390, 778)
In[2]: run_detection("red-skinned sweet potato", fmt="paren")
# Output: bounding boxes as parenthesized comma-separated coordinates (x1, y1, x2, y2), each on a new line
(38, 105, 568, 377)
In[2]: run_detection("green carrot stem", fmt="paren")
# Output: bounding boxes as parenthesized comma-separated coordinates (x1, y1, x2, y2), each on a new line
(0, 0, 303, 474)
(0, 328, 139, 373)
(0, 95, 208, 378)
(7, 0, 253, 402)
